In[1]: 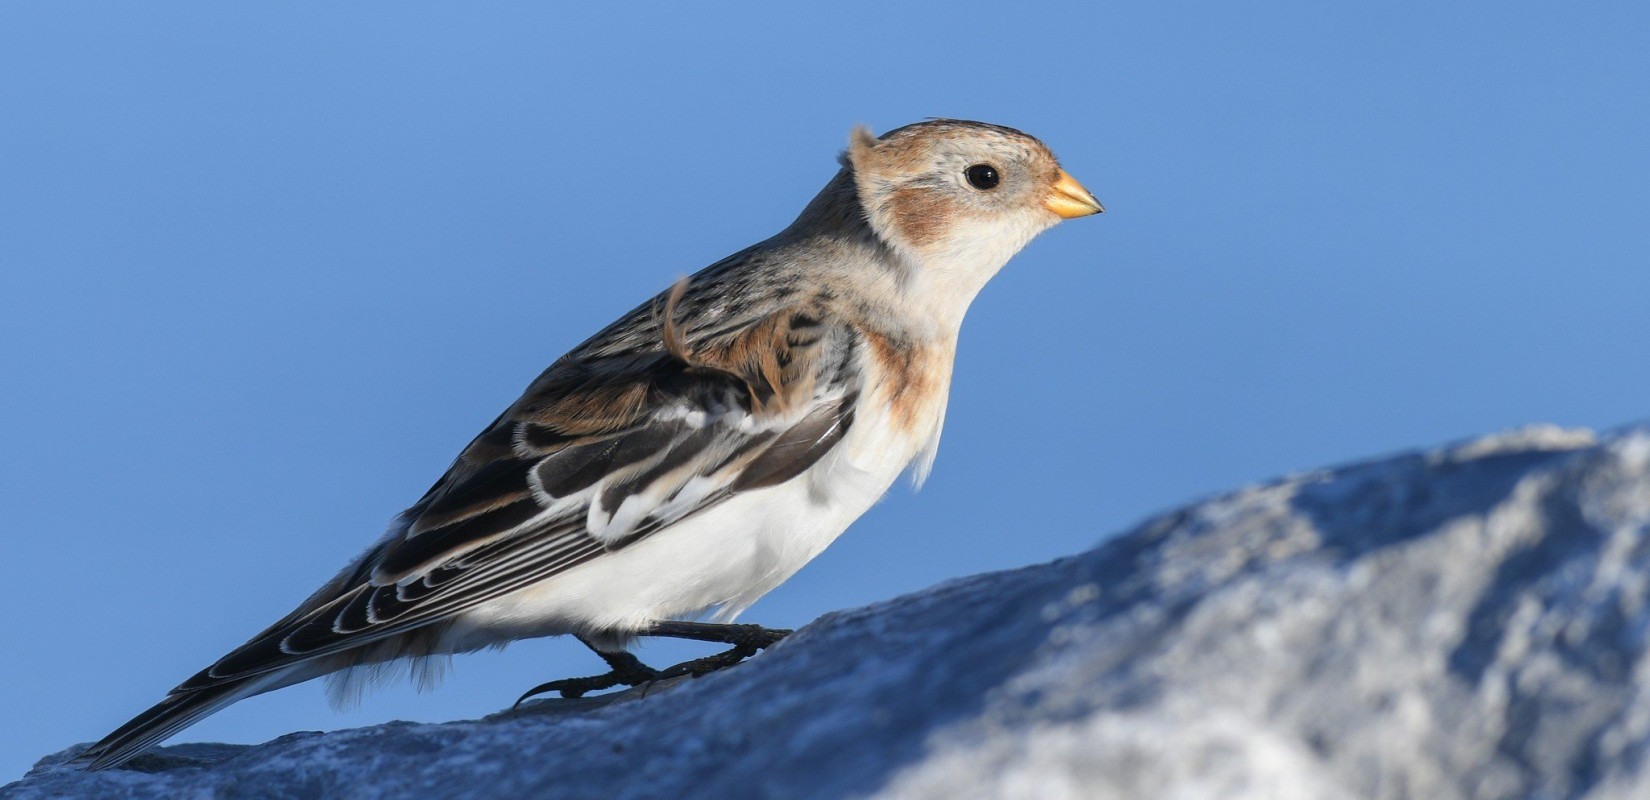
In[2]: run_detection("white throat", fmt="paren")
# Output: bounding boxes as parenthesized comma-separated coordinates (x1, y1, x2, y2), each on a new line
(900, 210, 1056, 335)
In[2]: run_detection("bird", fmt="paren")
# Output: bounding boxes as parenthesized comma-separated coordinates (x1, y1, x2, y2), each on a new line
(74, 118, 1103, 770)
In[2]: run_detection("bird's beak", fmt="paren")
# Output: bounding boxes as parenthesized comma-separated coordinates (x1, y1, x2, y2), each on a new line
(1045, 169, 1105, 219)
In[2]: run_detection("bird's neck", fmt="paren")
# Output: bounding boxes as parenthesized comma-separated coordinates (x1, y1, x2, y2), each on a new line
(896, 249, 1007, 337)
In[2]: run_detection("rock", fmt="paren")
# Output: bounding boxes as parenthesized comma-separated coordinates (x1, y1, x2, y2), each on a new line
(8, 424, 1650, 800)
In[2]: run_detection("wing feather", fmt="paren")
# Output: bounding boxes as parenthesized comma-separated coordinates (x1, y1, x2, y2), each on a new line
(176, 301, 859, 691)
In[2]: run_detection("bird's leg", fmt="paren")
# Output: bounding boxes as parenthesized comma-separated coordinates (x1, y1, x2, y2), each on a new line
(512, 624, 791, 707)
(643, 621, 792, 680)
(644, 621, 792, 649)
(512, 636, 661, 705)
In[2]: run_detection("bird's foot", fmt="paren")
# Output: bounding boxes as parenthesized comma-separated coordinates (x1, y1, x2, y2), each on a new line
(631, 622, 792, 682)
(651, 642, 763, 680)
(512, 623, 792, 707)
(513, 647, 659, 705)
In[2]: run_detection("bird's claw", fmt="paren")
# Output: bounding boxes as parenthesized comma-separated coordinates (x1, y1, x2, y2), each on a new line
(513, 663, 660, 706)
(513, 626, 791, 708)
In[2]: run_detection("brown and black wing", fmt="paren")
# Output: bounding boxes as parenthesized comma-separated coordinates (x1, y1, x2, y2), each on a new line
(76, 301, 858, 770)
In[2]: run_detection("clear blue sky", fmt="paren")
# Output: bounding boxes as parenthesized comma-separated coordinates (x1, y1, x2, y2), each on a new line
(2, 2, 1647, 782)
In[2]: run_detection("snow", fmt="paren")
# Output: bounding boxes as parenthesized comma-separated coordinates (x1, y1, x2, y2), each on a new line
(8, 424, 1650, 800)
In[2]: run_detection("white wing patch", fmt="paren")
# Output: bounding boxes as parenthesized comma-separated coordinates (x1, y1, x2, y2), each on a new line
(577, 403, 828, 545)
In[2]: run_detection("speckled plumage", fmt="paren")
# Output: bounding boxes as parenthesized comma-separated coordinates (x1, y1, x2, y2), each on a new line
(76, 119, 1102, 769)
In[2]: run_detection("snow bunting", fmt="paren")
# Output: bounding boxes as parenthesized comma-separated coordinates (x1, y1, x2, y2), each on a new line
(76, 119, 1103, 769)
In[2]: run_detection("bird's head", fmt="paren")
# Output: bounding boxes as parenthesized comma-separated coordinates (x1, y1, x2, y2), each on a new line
(839, 119, 1102, 322)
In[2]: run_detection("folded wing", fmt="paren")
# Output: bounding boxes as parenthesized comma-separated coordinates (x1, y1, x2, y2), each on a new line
(199, 303, 856, 687)
(78, 293, 859, 769)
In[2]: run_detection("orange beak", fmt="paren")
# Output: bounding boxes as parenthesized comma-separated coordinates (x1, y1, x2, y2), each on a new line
(1044, 169, 1104, 218)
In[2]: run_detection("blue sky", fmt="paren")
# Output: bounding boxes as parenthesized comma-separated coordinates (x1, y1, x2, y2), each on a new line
(2, 2, 1647, 781)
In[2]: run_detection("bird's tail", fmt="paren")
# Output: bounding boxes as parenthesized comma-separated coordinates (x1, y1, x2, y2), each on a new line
(70, 669, 295, 770)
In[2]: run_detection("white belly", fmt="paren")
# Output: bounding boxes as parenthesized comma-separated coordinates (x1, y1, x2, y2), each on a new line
(440, 400, 930, 651)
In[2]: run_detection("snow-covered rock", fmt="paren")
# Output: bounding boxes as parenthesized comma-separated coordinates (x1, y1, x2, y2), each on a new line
(9, 424, 1650, 800)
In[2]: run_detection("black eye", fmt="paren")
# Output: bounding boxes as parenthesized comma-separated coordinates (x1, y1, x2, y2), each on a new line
(964, 164, 1000, 190)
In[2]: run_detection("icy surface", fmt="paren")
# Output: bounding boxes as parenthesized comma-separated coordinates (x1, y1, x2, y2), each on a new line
(9, 424, 1650, 800)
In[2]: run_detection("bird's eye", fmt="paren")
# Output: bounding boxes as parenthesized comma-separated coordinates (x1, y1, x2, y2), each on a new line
(964, 164, 1000, 191)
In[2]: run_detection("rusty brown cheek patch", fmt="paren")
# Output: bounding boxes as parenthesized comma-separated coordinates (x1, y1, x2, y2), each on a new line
(886, 187, 950, 249)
